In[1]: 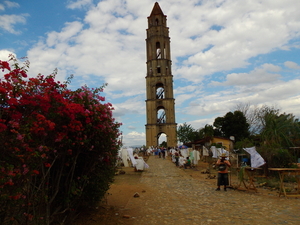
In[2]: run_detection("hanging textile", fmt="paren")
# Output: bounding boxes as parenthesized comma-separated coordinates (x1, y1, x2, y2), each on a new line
(127, 147, 137, 166)
(244, 146, 265, 168)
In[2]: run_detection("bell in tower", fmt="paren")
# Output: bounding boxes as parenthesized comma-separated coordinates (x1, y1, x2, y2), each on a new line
(145, 2, 177, 147)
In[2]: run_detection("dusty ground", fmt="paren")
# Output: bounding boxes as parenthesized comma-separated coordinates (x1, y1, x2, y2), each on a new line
(75, 165, 147, 225)
(75, 156, 300, 225)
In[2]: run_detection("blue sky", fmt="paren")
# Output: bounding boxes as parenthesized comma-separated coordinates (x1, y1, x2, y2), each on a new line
(1, 0, 300, 147)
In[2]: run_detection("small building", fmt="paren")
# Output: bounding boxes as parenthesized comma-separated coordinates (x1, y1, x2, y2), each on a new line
(187, 136, 234, 151)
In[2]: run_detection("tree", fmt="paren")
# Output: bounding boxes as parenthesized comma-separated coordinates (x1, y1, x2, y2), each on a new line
(235, 102, 260, 134)
(199, 124, 214, 142)
(235, 103, 300, 167)
(177, 122, 196, 144)
(0, 56, 122, 224)
(213, 116, 225, 137)
(261, 112, 300, 148)
(160, 141, 167, 148)
(213, 110, 250, 142)
(235, 103, 280, 135)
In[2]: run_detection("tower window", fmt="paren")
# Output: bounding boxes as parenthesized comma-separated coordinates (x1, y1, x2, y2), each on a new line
(155, 19, 159, 25)
(156, 87, 164, 99)
(157, 109, 166, 124)
(157, 67, 161, 73)
(156, 42, 161, 59)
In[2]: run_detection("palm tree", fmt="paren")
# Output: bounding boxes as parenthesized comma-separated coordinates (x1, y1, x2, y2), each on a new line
(260, 112, 300, 147)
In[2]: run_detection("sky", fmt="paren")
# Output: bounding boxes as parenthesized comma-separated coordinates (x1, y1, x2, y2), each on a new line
(1, 0, 300, 147)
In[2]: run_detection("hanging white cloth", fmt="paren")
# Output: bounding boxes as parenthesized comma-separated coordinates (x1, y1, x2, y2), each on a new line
(121, 148, 129, 167)
(211, 146, 218, 158)
(193, 150, 200, 165)
(216, 148, 222, 157)
(244, 146, 265, 168)
(127, 147, 137, 166)
(135, 157, 148, 170)
(189, 150, 194, 162)
(203, 146, 209, 156)
(181, 149, 189, 158)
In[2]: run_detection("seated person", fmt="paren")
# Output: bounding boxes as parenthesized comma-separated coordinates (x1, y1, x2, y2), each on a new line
(184, 157, 191, 169)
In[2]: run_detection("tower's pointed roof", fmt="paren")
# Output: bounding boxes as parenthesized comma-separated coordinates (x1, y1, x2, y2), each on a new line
(150, 2, 164, 16)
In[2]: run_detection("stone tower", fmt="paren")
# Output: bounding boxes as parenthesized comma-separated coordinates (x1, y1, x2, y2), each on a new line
(145, 2, 177, 147)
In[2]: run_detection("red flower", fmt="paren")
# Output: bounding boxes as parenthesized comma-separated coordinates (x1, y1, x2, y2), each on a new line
(32, 170, 39, 175)
(0, 123, 7, 132)
(0, 60, 10, 71)
(44, 163, 51, 168)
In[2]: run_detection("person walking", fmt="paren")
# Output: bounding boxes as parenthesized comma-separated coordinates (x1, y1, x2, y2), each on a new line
(174, 151, 179, 167)
(161, 147, 166, 159)
(215, 153, 231, 191)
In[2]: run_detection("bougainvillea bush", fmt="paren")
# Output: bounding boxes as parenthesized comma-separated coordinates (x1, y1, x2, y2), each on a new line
(0, 56, 122, 224)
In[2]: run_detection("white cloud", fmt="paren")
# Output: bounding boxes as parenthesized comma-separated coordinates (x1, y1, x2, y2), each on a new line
(3, 0, 300, 146)
(0, 49, 15, 60)
(284, 61, 300, 69)
(211, 63, 282, 86)
(169, 0, 300, 81)
(113, 96, 145, 116)
(66, 0, 94, 10)
(0, 14, 28, 34)
(122, 131, 145, 147)
(4, 1, 20, 8)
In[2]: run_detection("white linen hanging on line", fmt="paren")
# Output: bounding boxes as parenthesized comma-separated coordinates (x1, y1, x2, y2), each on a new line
(121, 148, 129, 167)
(243, 146, 265, 168)
(127, 147, 137, 166)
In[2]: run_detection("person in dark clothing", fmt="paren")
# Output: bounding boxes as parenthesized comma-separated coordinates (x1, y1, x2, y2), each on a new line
(216, 153, 231, 191)
(184, 157, 191, 169)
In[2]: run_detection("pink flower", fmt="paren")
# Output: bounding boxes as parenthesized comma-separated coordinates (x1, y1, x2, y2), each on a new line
(23, 168, 29, 175)
(16, 134, 23, 140)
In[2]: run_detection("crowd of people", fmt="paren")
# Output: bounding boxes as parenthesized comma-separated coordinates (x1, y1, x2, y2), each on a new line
(145, 146, 199, 169)
(144, 146, 230, 191)
(122, 146, 231, 191)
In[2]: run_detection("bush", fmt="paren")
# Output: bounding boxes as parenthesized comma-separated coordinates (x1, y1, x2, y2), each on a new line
(0, 56, 122, 224)
(258, 146, 295, 168)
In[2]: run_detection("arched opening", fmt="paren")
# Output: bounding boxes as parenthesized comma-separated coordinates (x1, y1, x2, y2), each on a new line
(157, 107, 166, 124)
(155, 18, 159, 25)
(156, 42, 161, 59)
(156, 83, 164, 99)
(158, 133, 167, 147)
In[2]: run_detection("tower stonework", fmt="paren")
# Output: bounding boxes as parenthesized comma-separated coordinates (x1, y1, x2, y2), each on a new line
(145, 2, 177, 147)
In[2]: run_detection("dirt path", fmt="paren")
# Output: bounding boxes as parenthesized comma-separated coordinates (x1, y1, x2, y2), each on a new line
(76, 156, 300, 225)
